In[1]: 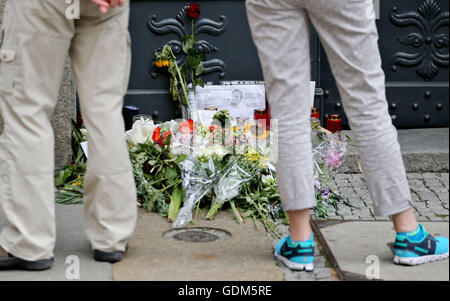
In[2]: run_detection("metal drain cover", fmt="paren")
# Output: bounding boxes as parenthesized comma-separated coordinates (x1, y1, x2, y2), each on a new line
(163, 227, 231, 243)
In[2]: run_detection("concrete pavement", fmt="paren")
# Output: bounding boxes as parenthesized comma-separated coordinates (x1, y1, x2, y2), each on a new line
(316, 221, 449, 281)
(113, 209, 283, 281)
(0, 181, 448, 281)
(0, 204, 112, 281)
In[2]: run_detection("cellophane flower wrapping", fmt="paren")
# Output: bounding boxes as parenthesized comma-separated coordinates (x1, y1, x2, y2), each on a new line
(312, 129, 353, 217)
(172, 156, 218, 228)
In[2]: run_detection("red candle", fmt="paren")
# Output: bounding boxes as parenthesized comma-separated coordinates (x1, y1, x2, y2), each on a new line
(311, 107, 320, 119)
(327, 114, 342, 133)
(254, 103, 271, 129)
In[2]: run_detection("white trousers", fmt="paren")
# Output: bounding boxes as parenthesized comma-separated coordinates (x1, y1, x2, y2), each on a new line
(0, 0, 137, 261)
(246, 0, 413, 216)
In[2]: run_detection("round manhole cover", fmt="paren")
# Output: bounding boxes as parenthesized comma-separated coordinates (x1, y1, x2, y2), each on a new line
(163, 227, 231, 243)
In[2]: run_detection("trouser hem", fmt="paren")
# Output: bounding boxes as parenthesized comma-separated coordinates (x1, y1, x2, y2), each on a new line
(373, 199, 413, 217)
(0, 237, 53, 262)
(282, 200, 316, 212)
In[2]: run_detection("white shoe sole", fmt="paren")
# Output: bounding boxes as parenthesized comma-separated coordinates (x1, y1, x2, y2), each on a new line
(393, 252, 449, 266)
(274, 251, 314, 271)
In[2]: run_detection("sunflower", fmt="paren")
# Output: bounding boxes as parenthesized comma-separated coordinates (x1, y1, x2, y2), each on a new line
(154, 59, 170, 68)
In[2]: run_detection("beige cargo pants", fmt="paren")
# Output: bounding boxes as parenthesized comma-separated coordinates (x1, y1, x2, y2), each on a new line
(0, 0, 137, 261)
(246, 0, 413, 216)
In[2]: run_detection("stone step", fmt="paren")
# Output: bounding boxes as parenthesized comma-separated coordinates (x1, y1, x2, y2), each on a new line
(338, 128, 449, 173)
(313, 220, 449, 281)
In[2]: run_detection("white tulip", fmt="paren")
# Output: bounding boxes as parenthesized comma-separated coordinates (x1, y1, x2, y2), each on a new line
(125, 118, 157, 146)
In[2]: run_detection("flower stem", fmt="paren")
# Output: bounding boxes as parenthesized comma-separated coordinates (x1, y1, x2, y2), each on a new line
(168, 47, 190, 110)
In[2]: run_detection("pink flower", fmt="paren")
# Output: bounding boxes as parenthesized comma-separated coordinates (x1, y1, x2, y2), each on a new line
(325, 150, 342, 169)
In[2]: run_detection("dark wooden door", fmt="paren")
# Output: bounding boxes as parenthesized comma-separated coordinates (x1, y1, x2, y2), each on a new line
(126, 0, 449, 128)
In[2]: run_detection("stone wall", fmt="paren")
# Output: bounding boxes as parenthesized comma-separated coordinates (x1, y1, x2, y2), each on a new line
(0, 0, 76, 173)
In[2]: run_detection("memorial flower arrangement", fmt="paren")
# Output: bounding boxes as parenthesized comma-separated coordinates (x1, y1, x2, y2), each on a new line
(153, 2, 206, 109)
(55, 113, 357, 237)
(54, 120, 87, 204)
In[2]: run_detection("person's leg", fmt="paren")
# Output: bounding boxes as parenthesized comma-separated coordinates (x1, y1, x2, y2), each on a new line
(288, 209, 312, 242)
(69, 0, 137, 261)
(305, 0, 414, 224)
(0, 0, 72, 269)
(246, 0, 315, 271)
(304, 0, 447, 265)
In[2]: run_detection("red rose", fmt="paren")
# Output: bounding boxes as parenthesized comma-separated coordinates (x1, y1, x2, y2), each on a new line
(179, 119, 194, 134)
(187, 3, 200, 19)
(153, 127, 172, 146)
(152, 127, 162, 146)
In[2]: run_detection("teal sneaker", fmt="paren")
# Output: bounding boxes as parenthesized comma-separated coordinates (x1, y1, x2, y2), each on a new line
(274, 234, 314, 271)
(393, 224, 449, 266)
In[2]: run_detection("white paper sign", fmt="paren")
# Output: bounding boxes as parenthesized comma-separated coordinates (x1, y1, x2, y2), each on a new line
(80, 141, 88, 158)
(310, 81, 316, 108)
(194, 84, 266, 119)
(197, 109, 217, 126)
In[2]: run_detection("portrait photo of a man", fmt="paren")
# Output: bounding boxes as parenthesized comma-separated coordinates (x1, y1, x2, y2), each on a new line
(230, 89, 244, 108)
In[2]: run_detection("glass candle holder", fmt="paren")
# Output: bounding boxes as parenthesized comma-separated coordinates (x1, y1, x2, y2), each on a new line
(311, 107, 320, 119)
(327, 113, 342, 133)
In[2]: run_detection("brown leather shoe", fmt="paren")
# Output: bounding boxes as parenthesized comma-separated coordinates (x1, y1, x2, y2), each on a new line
(0, 246, 53, 271)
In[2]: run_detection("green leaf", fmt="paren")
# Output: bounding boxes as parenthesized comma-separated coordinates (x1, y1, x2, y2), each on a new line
(196, 77, 205, 88)
(195, 63, 204, 76)
(168, 184, 183, 221)
(174, 154, 187, 165)
(164, 167, 178, 180)
(55, 169, 71, 187)
(188, 52, 201, 68)
(182, 35, 195, 54)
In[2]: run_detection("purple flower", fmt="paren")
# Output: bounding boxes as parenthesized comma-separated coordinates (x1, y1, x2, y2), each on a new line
(321, 187, 330, 198)
(314, 180, 321, 190)
(325, 150, 342, 169)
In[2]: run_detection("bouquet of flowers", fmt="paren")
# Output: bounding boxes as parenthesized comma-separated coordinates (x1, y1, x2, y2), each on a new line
(55, 112, 357, 237)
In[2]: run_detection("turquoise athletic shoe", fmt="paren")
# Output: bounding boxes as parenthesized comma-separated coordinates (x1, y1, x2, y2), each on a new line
(274, 234, 314, 271)
(393, 224, 449, 266)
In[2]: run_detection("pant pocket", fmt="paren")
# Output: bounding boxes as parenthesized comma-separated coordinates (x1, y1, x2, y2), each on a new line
(0, 48, 18, 93)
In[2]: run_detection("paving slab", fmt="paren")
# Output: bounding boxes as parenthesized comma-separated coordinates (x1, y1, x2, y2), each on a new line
(0, 204, 112, 281)
(340, 128, 449, 173)
(113, 208, 283, 281)
(316, 221, 449, 281)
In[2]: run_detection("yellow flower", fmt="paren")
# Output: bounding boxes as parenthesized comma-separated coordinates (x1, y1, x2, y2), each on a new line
(244, 147, 262, 163)
(155, 59, 170, 68)
(72, 182, 80, 186)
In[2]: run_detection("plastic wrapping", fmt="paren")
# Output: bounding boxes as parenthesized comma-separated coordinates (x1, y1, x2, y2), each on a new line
(172, 157, 217, 228)
(313, 132, 349, 176)
(212, 159, 252, 206)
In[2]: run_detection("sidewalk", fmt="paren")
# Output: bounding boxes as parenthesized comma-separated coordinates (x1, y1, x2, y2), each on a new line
(0, 172, 448, 281)
(340, 128, 449, 173)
